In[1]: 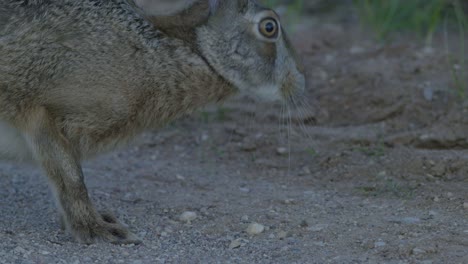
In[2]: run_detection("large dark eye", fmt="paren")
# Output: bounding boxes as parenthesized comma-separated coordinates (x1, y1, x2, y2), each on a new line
(259, 18, 279, 39)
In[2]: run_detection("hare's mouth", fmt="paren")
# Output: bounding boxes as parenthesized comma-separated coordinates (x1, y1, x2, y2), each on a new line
(279, 71, 306, 101)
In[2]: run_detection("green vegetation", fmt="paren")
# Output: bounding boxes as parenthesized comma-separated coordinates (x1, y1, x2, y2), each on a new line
(447, 1, 468, 99)
(354, 0, 448, 42)
(355, 172, 416, 199)
(353, 0, 468, 99)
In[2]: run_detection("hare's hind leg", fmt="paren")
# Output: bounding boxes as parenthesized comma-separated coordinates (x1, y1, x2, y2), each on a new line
(0, 121, 33, 162)
(21, 108, 140, 244)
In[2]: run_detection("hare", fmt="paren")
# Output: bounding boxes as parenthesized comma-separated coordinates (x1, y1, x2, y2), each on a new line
(0, 0, 305, 244)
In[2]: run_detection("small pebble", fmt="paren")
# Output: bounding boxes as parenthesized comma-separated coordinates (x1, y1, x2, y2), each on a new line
(349, 46, 365, 54)
(374, 241, 386, 247)
(239, 187, 250, 193)
(299, 220, 309, 227)
(179, 211, 197, 222)
(13, 247, 27, 254)
(412, 248, 426, 255)
(276, 147, 288, 155)
(307, 224, 327, 232)
(423, 87, 433, 101)
(241, 142, 257, 151)
(229, 238, 247, 249)
(313, 241, 326, 247)
(463, 202, 468, 210)
(277, 230, 288, 240)
(420, 261, 434, 264)
(377, 171, 387, 178)
(241, 215, 249, 222)
(299, 166, 311, 176)
(246, 223, 265, 235)
(399, 217, 421, 225)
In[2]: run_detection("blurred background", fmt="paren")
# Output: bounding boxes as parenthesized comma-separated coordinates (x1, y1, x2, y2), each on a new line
(265, 0, 467, 43)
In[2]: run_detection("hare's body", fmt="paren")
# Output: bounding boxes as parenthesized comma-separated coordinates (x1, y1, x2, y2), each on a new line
(0, 0, 304, 244)
(0, 0, 233, 160)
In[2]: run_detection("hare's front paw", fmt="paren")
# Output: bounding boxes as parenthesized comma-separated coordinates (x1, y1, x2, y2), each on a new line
(68, 211, 141, 245)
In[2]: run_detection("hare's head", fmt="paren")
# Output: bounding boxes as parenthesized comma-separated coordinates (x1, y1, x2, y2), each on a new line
(133, 0, 305, 101)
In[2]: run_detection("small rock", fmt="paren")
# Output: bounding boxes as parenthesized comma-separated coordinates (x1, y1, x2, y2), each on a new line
(246, 223, 265, 235)
(374, 241, 386, 247)
(420, 261, 434, 264)
(307, 224, 328, 232)
(13, 246, 27, 255)
(179, 211, 197, 223)
(241, 142, 257, 152)
(447, 192, 454, 198)
(299, 166, 311, 176)
(313, 241, 326, 247)
(432, 163, 445, 177)
(268, 233, 275, 239)
(239, 187, 250, 193)
(299, 220, 309, 227)
(349, 46, 365, 55)
(276, 147, 288, 155)
(433, 196, 440, 202)
(277, 230, 288, 240)
(241, 215, 249, 222)
(403, 217, 421, 224)
(175, 174, 185, 180)
(229, 238, 247, 249)
(377, 171, 387, 178)
(412, 248, 426, 255)
(423, 46, 434, 54)
(423, 87, 433, 101)
(463, 202, 468, 210)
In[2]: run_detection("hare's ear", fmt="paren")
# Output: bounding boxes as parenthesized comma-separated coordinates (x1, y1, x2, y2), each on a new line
(132, 0, 220, 29)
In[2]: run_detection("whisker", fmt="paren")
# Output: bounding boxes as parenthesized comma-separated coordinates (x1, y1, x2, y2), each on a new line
(289, 94, 316, 152)
(286, 102, 292, 177)
(279, 102, 285, 147)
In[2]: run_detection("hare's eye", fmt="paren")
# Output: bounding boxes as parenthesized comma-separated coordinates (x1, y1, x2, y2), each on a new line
(259, 18, 279, 39)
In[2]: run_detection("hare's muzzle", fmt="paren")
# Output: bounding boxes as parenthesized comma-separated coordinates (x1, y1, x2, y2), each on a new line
(276, 29, 306, 101)
(280, 68, 306, 101)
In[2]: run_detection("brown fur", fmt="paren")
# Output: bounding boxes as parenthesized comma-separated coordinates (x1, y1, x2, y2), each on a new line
(0, 0, 304, 244)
